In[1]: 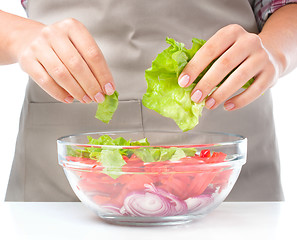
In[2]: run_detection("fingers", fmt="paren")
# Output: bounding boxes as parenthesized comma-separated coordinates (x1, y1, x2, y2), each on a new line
(178, 24, 278, 111)
(224, 71, 274, 110)
(190, 40, 252, 104)
(64, 19, 115, 95)
(45, 28, 105, 103)
(178, 24, 245, 89)
(18, 18, 115, 103)
(32, 38, 91, 103)
(19, 52, 73, 103)
(205, 52, 266, 110)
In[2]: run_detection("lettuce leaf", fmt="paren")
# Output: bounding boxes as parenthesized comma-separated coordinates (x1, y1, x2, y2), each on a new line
(66, 134, 198, 178)
(100, 149, 126, 179)
(143, 37, 254, 131)
(95, 91, 119, 124)
(142, 38, 206, 132)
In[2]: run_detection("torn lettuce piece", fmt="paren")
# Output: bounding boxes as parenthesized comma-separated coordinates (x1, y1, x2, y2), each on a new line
(134, 147, 197, 163)
(143, 37, 254, 131)
(142, 38, 206, 132)
(95, 91, 119, 124)
(99, 149, 127, 179)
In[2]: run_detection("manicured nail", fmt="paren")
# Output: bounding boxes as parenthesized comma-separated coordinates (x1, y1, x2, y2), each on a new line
(64, 96, 74, 103)
(178, 75, 190, 87)
(82, 95, 92, 104)
(191, 90, 202, 103)
(205, 98, 215, 109)
(104, 83, 115, 95)
(95, 92, 105, 103)
(224, 102, 235, 111)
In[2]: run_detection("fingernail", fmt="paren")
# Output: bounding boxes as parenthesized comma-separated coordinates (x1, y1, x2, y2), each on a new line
(205, 97, 215, 109)
(95, 92, 105, 103)
(178, 75, 190, 87)
(224, 102, 235, 111)
(82, 95, 92, 104)
(191, 90, 202, 103)
(104, 83, 115, 95)
(64, 96, 74, 103)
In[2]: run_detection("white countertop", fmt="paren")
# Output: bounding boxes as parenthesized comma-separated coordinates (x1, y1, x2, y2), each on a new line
(0, 202, 295, 240)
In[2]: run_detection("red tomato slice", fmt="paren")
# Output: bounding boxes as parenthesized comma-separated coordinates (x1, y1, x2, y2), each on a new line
(158, 175, 190, 200)
(78, 174, 121, 195)
(92, 195, 112, 205)
(187, 171, 217, 197)
(122, 155, 129, 163)
(66, 156, 99, 165)
(212, 169, 233, 185)
(200, 149, 211, 158)
(209, 152, 227, 163)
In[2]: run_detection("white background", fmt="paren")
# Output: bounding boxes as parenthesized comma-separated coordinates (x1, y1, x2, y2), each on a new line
(0, 2, 296, 202)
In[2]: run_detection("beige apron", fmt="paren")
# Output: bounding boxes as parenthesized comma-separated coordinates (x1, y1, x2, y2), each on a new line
(5, 0, 284, 201)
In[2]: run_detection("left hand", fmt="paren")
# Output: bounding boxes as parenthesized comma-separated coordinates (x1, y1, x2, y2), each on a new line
(178, 24, 280, 111)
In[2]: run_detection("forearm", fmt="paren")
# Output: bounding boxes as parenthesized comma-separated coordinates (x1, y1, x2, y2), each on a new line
(258, 4, 297, 77)
(0, 10, 43, 65)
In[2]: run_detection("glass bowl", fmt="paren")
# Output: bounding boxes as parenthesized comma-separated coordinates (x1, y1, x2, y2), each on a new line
(57, 131, 247, 226)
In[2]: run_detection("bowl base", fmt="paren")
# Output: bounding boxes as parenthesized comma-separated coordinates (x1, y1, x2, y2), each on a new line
(98, 214, 205, 226)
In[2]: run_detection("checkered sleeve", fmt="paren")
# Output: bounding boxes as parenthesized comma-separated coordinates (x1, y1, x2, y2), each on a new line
(253, 0, 297, 30)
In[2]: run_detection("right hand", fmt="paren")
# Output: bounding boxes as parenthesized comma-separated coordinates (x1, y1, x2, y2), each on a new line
(17, 18, 115, 103)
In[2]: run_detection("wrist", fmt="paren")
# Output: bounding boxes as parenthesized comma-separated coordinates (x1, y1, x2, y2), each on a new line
(258, 32, 288, 77)
(10, 20, 44, 62)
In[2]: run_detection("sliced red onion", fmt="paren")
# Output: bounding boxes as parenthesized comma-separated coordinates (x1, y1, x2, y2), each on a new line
(144, 184, 187, 215)
(122, 191, 174, 217)
(185, 194, 212, 212)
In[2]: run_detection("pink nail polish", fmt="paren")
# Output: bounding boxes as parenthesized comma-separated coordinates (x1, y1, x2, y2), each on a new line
(64, 96, 74, 103)
(224, 102, 235, 111)
(105, 83, 115, 95)
(178, 75, 190, 87)
(191, 90, 202, 103)
(82, 95, 92, 104)
(205, 98, 215, 109)
(95, 92, 105, 103)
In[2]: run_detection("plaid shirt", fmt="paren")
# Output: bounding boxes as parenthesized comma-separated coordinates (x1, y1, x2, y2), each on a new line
(253, 0, 297, 30)
(21, 0, 296, 31)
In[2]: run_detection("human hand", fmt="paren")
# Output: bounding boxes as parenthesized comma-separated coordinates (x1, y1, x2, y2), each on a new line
(178, 24, 280, 111)
(16, 18, 114, 103)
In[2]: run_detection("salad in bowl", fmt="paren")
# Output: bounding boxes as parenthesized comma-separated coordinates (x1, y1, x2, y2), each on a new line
(57, 131, 247, 226)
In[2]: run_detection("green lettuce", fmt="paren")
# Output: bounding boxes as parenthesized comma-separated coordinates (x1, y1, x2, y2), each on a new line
(143, 37, 254, 131)
(95, 91, 119, 124)
(66, 134, 198, 178)
(100, 149, 126, 179)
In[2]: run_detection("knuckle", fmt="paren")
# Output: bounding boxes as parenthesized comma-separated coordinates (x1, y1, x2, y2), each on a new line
(219, 56, 232, 68)
(85, 84, 100, 96)
(36, 75, 51, 88)
(86, 47, 102, 61)
(212, 92, 226, 105)
(54, 93, 68, 102)
(18, 49, 32, 68)
(29, 38, 43, 52)
(245, 33, 261, 46)
(253, 81, 266, 95)
(203, 42, 216, 58)
(237, 68, 250, 81)
(202, 79, 214, 91)
(40, 26, 53, 38)
(52, 66, 67, 79)
(226, 24, 244, 35)
(59, 18, 80, 28)
(67, 55, 82, 70)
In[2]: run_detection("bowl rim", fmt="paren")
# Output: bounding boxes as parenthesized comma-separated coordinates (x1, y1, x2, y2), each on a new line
(57, 130, 247, 148)
(58, 131, 247, 170)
